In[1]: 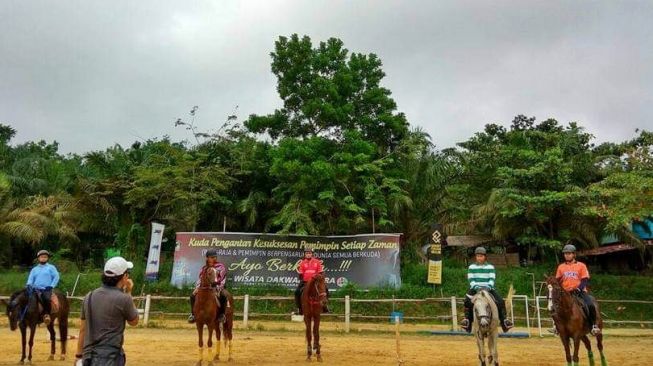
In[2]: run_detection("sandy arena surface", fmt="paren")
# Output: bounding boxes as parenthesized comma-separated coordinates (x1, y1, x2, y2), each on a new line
(1, 320, 652, 366)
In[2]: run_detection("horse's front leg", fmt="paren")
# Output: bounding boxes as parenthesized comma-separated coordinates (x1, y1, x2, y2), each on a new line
(487, 330, 499, 366)
(560, 335, 572, 366)
(196, 324, 204, 366)
(572, 336, 581, 366)
(581, 335, 594, 366)
(207, 326, 214, 366)
(47, 321, 56, 360)
(19, 323, 27, 364)
(305, 316, 312, 361)
(28, 324, 36, 364)
(214, 323, 221, 361)
(476, 333, 486, 366)
(314, 315, 322, 362)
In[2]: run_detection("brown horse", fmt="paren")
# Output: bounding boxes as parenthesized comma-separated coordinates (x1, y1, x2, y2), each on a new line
(194, 266, 219, 366)
(546, 276, 607, 366)
(4, 287, 69, 364)
(214, 289, 234, 362)
(301, 273, 328, 362)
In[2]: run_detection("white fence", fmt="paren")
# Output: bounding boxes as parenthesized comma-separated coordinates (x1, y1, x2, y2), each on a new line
(3, 294, 652, 337)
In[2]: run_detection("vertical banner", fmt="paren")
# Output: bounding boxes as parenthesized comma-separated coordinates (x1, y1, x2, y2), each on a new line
(145, 222, 165, 281)
(171, 232, 401, 289)
(427, 228, 443, 284)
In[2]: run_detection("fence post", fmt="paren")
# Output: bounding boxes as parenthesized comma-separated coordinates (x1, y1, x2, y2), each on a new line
(345, 295, 351, 333)
(143, 295, 151, 327)
(450, 296, 458, 330)
(524, 296, 531, 337)
(243, 294, 249, 329)
(535, 296, 543, 337)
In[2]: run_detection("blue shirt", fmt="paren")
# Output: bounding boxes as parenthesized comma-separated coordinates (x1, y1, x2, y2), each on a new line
(26, 263, 60, 289)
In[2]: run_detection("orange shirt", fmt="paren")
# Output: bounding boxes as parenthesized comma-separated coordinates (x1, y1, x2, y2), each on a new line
(298, 258, 323, 282)
(556, 261, 590, 292)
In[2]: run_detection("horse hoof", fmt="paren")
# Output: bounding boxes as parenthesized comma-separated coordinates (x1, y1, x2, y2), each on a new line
(306, 357, 312, 362)
(228, 357, 234, 363)
(18, 361, 24, 365)
(195, 361, 202, 366)
(48, 354, 55, 361)
(60, 355, 66, 361)
(317, 355, 323, 362)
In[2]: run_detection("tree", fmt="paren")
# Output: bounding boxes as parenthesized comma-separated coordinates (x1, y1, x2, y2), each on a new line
(245, 34, 408, 153)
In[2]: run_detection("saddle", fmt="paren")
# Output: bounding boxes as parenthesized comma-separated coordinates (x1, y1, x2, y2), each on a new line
(36, 291, 60, 314)
(570, 292, 594, 325)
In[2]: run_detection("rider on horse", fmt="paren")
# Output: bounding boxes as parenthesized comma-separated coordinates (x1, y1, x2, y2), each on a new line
(26, 249, 59, 325)
(550, 244, 601, 336)
(188, 249, 228, 323)
(294, 246, 329, 315)
(461, 247, 513, 333)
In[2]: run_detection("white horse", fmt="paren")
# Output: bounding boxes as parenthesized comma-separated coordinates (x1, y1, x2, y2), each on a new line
(472, 289, 500, 366)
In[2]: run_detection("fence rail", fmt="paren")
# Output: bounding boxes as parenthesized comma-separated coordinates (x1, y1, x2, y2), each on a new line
(2, 293, 652, 337)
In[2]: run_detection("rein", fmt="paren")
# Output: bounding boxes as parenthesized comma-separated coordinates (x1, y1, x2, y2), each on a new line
(307, 277, 327, 305)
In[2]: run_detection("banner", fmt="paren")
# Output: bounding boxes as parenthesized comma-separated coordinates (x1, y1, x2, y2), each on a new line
(145, 222, 165, 281)
(171, 232, 401, 289)
(427, 228, 443, 284)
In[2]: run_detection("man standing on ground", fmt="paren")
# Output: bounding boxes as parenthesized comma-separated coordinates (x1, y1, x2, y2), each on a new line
(74, 256, 139, 366)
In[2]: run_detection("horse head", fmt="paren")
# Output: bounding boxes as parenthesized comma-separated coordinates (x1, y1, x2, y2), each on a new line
(545, 275, 563, 312)
(6, 289, 27, 331)
(311, 273, 328, 307)
(472, 289, 493, 330)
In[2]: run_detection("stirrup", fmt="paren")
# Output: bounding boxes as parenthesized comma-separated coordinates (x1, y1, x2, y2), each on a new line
(218, 314, 226, 323)
(547, 327, 559, 335)
(591, 325, 601, 336)
(43, 314, 51, 325)
(502, 319, 513, 331)
(460, 318, 470, 328)
(187, 314, 196, 324)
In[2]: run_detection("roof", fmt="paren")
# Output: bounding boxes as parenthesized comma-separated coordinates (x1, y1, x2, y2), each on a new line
(445, 235, 493, 247)
(579, 240, 653, 256)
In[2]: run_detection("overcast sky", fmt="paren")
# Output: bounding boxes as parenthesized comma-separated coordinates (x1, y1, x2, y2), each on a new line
(1, 1, 652, 154)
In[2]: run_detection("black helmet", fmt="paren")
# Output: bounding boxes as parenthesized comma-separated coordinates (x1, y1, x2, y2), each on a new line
(206, 249, 218, 258)
(474, 247, 487, 255)
(36, 250, 50, 258)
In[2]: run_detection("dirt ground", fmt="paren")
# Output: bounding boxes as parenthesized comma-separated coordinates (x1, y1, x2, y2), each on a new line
(1, 321, 652, 366)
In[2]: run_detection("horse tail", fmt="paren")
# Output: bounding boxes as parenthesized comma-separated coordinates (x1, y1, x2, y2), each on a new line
(505, 284, 515, 315)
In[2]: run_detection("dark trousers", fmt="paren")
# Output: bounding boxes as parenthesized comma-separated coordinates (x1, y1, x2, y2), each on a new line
(575, 291, 598, 326)
(294, 282, 305, 312)
(39, 289, 52, 314)
(464, 288, 507, 323)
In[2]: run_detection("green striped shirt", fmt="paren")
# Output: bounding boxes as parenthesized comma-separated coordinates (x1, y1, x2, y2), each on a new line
(467, 263, 496, 289)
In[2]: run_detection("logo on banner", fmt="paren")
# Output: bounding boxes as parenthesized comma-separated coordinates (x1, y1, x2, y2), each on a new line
(427, 228, 443, 284)
(146, 222, 165, 281)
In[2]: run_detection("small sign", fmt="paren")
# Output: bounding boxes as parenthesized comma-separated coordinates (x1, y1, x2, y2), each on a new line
(427, 229, 443, 284)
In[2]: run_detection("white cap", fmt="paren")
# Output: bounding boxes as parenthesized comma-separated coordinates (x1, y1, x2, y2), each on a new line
(103, 256, 134, 277)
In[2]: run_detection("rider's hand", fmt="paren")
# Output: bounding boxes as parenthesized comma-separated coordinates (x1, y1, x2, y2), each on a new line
(573, 288, 582, 295)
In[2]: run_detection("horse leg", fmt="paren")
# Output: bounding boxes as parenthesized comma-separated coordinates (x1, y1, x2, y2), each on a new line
(207, 326, 214, 366)
(47, 321, 56, 360)
(560, 335, 572, 366)
(59, 314, 68, 360)
(196, 323, 204, 366)
(305, 316, 312, 361)
(226, 319, 234, 362)
(572, 336, 581, 366)
(581, 335, 594, 366)
(596, 333, 608, 366)
(214, 323, 221, 361)
(314, 315, 322, 362)
(487, 331, 498, 366)
(476, 334, 486, 366)
(28, 324, 36, 364)
(19, 323, 27, 364)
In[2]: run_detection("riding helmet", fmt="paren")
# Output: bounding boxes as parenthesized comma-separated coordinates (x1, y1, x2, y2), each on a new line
(474, 247, 487, 255)
(36, 249, 51, 258)
(206, 249, 218, 258)
(562, 244, 576, 253)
